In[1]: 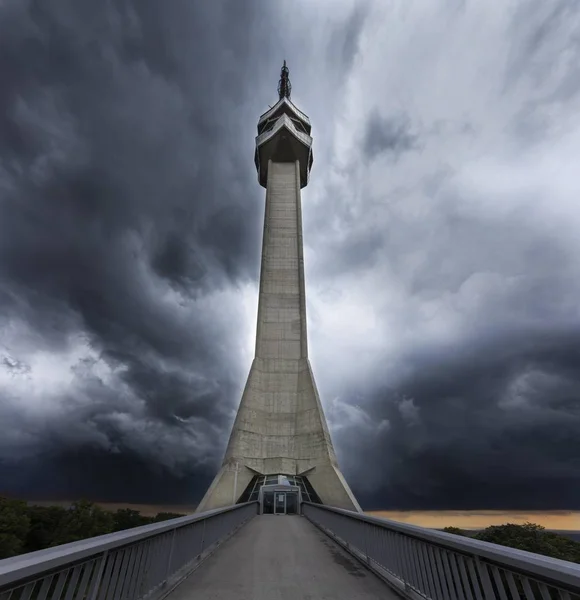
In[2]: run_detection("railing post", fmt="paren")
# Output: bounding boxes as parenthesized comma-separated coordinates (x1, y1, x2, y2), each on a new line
(364, 523, 371, 565)
(88, 551, 109, 600)
(199, 519, 206, 556)
(164, 529, 176, 584)
(475, 556, 496, 600)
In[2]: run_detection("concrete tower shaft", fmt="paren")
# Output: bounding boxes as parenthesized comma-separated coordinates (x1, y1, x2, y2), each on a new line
(197, 64, 360, 513)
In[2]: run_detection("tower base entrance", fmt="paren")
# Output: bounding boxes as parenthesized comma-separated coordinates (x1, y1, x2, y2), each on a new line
(262, 489, 299, 515)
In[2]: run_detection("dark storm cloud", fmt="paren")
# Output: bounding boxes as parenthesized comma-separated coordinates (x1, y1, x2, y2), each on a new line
(323, 180, 580, 510)
(0, 451, 214, 506)
(363, 112, 420, 160)
(3, 0, 580, 517)
(310, 0, 580, 512)
(324, 177, 580, 510)
(347, 328, 580, 510)
(0, 0, 279, 503)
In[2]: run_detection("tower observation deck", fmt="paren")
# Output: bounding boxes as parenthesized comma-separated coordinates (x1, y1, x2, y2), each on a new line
(197, 62, 361, 513)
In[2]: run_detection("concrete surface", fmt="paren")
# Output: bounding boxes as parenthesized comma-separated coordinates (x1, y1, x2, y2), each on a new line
(167, 516, 401, 600)
(196, 153, 360, 514)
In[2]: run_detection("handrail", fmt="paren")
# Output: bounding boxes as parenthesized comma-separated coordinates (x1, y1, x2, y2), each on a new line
(303, 503, 580, 600)
(0, 502, 258, 600)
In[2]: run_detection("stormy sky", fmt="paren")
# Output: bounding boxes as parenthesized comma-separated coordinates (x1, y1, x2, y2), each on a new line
(1, 0, 579, 511)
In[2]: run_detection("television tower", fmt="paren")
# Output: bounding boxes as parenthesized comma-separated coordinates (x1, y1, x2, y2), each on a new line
(197, 62, 361, 513)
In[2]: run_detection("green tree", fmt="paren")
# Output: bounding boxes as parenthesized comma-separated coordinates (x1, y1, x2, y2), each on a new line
(0, 498, 187, 559)
(475, 523, 580, 564)
(153, 512, 185, 522)
(113, 508, 152, 531)
(25, 505, 67, 552)
(50, 500, 114, 546)
(442, 526, 467, 536)
(0, 497, 30, 558)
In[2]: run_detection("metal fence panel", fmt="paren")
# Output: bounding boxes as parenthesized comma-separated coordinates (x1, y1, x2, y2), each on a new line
(0, 503, 257, 600)
(303, 503, 580, 600)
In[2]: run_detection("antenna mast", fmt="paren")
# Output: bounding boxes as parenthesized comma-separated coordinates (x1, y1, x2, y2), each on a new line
(277, 60, 291, 100)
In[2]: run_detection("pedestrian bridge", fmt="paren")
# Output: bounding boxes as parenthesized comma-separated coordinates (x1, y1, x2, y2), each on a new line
(1, 503, 579, 600)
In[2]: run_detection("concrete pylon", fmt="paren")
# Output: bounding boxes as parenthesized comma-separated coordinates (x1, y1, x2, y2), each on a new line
(197, 65, 361, 513)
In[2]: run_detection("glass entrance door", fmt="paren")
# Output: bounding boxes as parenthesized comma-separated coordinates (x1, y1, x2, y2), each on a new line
(263, 491, 275, 514)
(260, 487, 300, 515)
(285, 492, 298, 514)
(274, 492, 286, 514)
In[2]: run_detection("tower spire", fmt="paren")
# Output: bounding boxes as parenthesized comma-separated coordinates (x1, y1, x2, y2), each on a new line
(277, 59, 291, 100)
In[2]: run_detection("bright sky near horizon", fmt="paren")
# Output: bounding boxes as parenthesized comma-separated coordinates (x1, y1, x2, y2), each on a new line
(28, 501, 580, 532)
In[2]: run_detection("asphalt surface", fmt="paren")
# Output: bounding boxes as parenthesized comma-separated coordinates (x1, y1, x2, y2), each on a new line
(168, 515, 400, 600)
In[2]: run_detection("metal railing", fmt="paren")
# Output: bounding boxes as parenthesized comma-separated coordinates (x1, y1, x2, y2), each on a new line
(303, 503, 580, 600)
(0, 502, 257, 600)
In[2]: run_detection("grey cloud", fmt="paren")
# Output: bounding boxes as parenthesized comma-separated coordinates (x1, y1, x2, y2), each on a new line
(322, 178, 580, 509)
(327, 2, 371, 72)
(0, 0, 277, 503)
(397, 397, 419, 425)
(505, 0, 580, 142)
(308, 1, 580, 511)
(319, 174, 580, 508)
(0, 451, 214, 506)
(363, 112, 420, 160)
(347, 329, 580, 510)
(1, 354, 31, 377)
(2, 0, 580, 515)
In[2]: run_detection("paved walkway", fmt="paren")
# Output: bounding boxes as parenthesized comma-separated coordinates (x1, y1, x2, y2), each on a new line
(168, 515, 400, 600)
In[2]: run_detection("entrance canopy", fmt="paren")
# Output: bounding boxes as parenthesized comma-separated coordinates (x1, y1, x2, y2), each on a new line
(236, 473, 322, 505)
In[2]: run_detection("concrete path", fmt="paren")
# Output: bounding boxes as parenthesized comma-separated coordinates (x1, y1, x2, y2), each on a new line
(168, 515, 400, 600)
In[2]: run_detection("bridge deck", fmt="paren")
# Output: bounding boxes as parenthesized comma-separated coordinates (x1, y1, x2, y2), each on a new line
(168, 515, 400, 600)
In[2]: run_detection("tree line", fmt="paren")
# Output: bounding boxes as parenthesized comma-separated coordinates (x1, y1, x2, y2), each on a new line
(0, 496, 186, 559)
(2, 496, 579, 565)
(442, 522, 580, 563)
